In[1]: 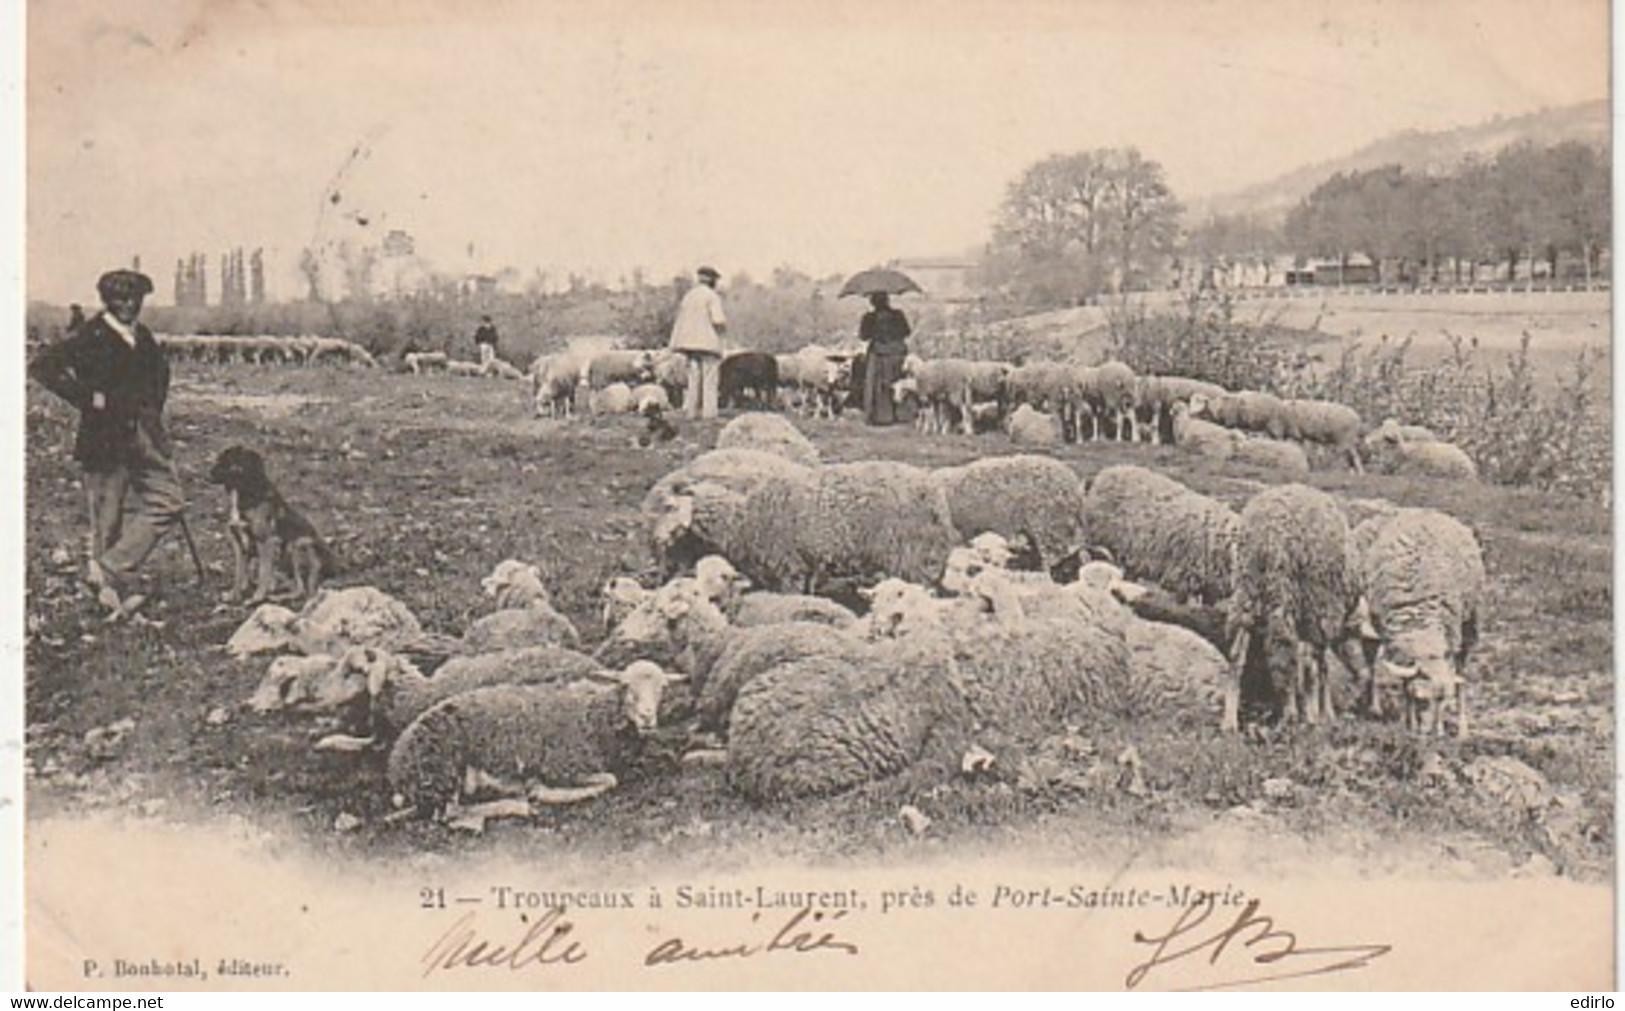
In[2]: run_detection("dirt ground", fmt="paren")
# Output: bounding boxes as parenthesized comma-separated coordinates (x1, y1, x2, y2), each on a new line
(22, 361, 1614, 882)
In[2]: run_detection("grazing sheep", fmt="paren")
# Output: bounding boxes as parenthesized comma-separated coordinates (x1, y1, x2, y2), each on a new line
(533, 350, 590, 419)
(403, 351, 449, 374)
(1277, 398, 1364, 472)
(1006, 403, 1063, 446)
(641, 448, 817, 575)
(714, 413, 821, 465)
(1189, 389, 1286, 438)
(727, 459, 957, 593)
(1133, 375, 1227, 445)
(1081, 465, 1240, 605)
(1233, 435, 1311, 474)
(931, 454, 1089, 572)
(1365, 427, 1480, 482)
(1083, 360, 1139, 441)
(1358, 508, 1487, 736)
(774, 348, 853, 418)
(719, 351, 781, 409)
(1222, 484, 1365, 732)
(386, 661, 684, 818)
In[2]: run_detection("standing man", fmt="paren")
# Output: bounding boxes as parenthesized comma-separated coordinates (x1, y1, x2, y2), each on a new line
(29, 269, 183, 616)
(472, 314, 500, 370)
(668, 266, 727, 420)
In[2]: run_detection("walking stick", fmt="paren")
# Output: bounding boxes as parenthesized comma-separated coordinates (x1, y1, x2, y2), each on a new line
(167, 458, 207, 586)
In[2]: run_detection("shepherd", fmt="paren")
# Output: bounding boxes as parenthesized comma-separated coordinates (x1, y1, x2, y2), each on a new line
(858, 292, 912, 426)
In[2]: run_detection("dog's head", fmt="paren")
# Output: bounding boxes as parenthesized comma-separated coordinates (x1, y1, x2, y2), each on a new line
(208, 445, 270, 493)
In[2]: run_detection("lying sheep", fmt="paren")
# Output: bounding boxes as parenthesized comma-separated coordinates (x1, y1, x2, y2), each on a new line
(386, 661, 684, 819)
(463, 559, 581, 652)
(1364, 426, 1479, 482)
(932, 454, 1089, 573)
(1082, 465, 1239, 605)
(1006, 403, 1063, 446)
(600, 576, 652, 637)
(1170, 401, 1243, 460)
(1233, 435, 1311, 474)
(714, 413, 821, 464)
(484, 359, 527, 381)
(225, 587, 432, 659)
(1359, 508, 1487, 736)
(403, 351, 450, 374)
(446, 360, 484, 377)
(591, 382, 635, 416)
(1134, 375, 1227, 445)
(694, 621, 870, 734)
(1222, 483, 1365, 732)
(246, 653, 365, 715)
(641, 448, 816, 575)
(630, 382, 671, 416)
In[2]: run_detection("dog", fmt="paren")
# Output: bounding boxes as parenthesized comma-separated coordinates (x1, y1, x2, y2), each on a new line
(207, 446, 334, 605)
(636, 403, 679, 447)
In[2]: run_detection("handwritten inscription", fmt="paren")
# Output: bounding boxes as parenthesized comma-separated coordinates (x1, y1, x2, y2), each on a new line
(1125, 894, 1392, 991)
(420, 908, 588, 977)
(644, 908, 859, 966)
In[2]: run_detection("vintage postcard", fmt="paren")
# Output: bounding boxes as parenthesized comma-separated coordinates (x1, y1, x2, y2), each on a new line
(12, 0, 1614, 991)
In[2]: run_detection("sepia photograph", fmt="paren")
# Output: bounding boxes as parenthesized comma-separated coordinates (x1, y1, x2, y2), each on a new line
(13, 0, 1615, 991)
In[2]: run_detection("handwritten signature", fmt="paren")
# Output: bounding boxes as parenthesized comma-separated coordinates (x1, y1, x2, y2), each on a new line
(1125, 894, 1391, 991)
(644, 907, 859, 966)
(421, 908, 588, 977)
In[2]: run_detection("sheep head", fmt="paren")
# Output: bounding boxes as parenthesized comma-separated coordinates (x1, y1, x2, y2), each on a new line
(604, 660, 686, 734)
(693, 554, 750, 607)
(1377, 627, 1462, 734)
(226, 603, 300, 658)
(481, 559, 552, 610)
(247, 653, 366, 714)
(860, 577, 941, 640)
(601, 576, 653, 636)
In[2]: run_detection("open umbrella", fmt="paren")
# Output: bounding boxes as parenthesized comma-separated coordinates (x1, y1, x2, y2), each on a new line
(838, 267, 924, 299)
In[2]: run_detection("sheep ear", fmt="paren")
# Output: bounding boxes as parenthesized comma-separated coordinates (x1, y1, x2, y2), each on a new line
(663, 673, 688, 685)
(857, 586, 877, 601)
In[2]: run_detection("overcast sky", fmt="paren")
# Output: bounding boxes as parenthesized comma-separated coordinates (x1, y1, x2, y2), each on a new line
(22, 0, 1611, 305)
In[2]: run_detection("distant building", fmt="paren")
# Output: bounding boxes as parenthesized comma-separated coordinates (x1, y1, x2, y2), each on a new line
(889, 255, 980, 303)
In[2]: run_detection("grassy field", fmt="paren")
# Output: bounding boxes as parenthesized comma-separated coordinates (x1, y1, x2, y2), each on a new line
(22, 359, 1614, 881)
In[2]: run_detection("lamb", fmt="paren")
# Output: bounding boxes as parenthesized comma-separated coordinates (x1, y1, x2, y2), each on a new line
(714, 413, 821, 464)
(462, 559, 582, 652)
(1364, 426, 1480, 481)
(1081, 465, 1240, 605)
(1358, 508, 1487, 736)
(719, 351, 781, 410)
(931, 454, 1089, 573)
(386, 661, 684, 819)
(1133, 375, 1227, 445)
(600, 576, 652, 636)
(1364, 417, 1440, 448)
(593, 577, 732, 679)
(225, 586, 431, 658)
(1006, 403, 1063, 446)
(591, 382, 636, 416)
(1222, 483, 1365, 732)
(641, 448, 816, 575)
(899, 357, 1008, 436)
(726, 459, 957, 593)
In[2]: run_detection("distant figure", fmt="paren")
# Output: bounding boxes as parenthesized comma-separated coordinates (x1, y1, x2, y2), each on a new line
(29, 269, 182, 618)
(472, 315, 500, 369)
(668, 266, 727, 420)
(67, 303, 86, 336)
(859, 292, 911, 426)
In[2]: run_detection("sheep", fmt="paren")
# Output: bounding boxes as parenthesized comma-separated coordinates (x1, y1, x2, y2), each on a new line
(403, 351, 449, 374)
(1082, 360, 1139, 441)
(246, 653, 366, 715)
(484, 359, 527, 381)
(533, 350, 592, 419)
(1189, 389, 1286, 438)
(593, 577, 733, 679)
(225, 587, 431, 658)
(629, 382, 671, 416)
(1222, 483, 1366, 733)
(1081, 465, 1240, 605)
(649, 349, 690, 405)
(463, 559, 582, 652)
(693, 621, 871, 735)
(591, 381, 635, 416)
(719, 350, 780, 410)
(1133, 375, 1227, 445)
(1277, 398, 1364, 472)
(1006, 403, 1063, 447)
(584, 349, 656, 390)
(931, 454, 1089, 573)
(725, 636, 977, 802)
(899, 357, 1008, 436)
(1358, 508, 1487, 736)
(775, 349, 852, 418)
(726, 459, 958, 593)
(446, 360, 484, 377)
(385, 660, 685, 819)
(1233, 435, 1311, 474)
(714, 413, 821, 465)
(641, 448, 816, 575)
(601, 576, 652, 636)
(1364, 426, 1480, 482)
(1364, 417, 1440, 449)
(687, 553, 860, 630)
(1170, 401, 1243, 460)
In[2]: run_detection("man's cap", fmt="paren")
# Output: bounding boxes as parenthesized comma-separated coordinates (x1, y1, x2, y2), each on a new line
(696, 266, 720, 281)
(97, 269, 154, 301)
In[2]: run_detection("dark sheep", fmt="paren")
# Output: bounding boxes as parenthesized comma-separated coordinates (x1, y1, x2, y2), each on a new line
(719, 351, 780, 410)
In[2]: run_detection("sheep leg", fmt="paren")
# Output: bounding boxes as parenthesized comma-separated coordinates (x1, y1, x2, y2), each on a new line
(1221, 628, 1249, 732)
(1347, 444, 1364, 475)
(529, 773, 618, 805)
(1289, 640, 1310, 725)
(1453, 684, 1470, 739)
(1315, 646, 1336, 723)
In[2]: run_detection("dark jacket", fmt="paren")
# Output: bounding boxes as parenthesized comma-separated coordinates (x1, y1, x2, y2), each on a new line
(859, 306, 911, 357)
(29, 314, 171, 471)
(473, 323, 500, 347)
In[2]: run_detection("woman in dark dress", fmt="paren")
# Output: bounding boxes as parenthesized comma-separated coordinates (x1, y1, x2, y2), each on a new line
(859, 292, 911, 425)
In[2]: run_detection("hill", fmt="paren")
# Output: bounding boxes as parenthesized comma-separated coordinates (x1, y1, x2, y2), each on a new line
(1189, 100, 1610, 223)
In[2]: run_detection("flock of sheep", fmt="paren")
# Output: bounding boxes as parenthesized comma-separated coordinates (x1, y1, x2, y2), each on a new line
(157, 333, 379, 369)
(233, 410, 1487, 832)
(523, 343, 1479, 482)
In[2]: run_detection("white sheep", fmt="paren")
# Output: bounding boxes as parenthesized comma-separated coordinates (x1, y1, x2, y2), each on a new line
(1133, 375, 1227, 445)
(630, 382, 672, 415)
(1233, 434, 1311, 474)
(1364, 425, 1480, 481)
(931, 454, 1090, 573)
(641, 448, 817, 576)
(385, 661, 684, 819)
(1277, 398, 1364, 472)
(591, 381, 635, 415)
(463, 559, 581, 652)
(225, 587, 432, 658)
(403, 351, 450, 374)
(1222, 483, 1365, 733)
(445, 360, 484, 377)
(1081, 465, 1240, 605)
(1170, 401, 1243, 460)
(1006, 403, 1063, 447)
(714, 413, 821, 464)
(1358, 508, 1487, 736)
(532, 350, 591, 419)
(484, 359, 527, 381)
(600, 575, 652, 637)
(584, 349, 657, 390)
